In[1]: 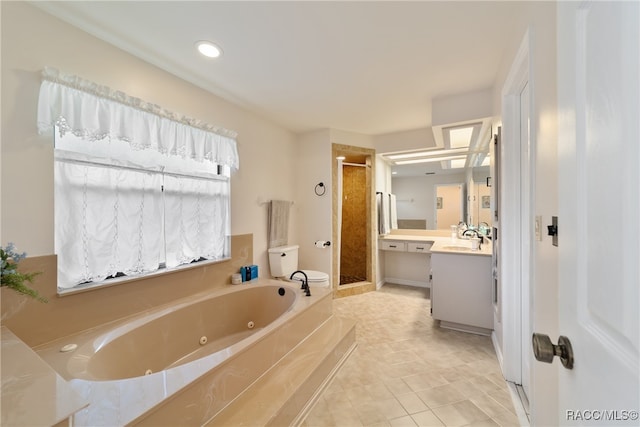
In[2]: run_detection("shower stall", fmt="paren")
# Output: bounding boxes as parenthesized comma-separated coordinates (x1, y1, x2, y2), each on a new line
(332, 144, 376, 297)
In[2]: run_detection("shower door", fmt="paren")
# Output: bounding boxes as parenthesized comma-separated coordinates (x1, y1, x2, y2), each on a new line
(339, 164, 367, 285)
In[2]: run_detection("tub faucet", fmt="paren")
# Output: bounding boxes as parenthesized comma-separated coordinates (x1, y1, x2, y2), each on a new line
(290, 270, 311, 296)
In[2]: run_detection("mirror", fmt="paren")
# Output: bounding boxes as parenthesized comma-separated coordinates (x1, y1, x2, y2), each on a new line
(381, 119, 492, 233)
(388, 163, 491, 231)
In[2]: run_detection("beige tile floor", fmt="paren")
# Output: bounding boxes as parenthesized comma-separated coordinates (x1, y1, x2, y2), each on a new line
(302, 284, 524, 427)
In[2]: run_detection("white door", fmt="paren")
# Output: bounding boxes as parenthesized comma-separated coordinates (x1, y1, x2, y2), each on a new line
(519, 81, 531, 400)
(555, 1, 639, 424)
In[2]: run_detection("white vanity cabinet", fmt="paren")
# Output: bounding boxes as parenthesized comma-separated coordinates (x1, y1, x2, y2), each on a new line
(379, 237, 433, 287)
(431, 252, 493, 335)
(407, 242, 431, 253)
(379, 240, 407, 252)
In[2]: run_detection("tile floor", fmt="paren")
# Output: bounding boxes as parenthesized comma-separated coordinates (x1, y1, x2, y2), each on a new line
(302, 284, 524, 427)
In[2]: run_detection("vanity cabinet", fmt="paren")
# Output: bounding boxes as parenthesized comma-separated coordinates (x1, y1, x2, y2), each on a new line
(379, 240, 407, 252)
(379, 238, 433, 287)
(431, 252, 493, 334)
(407, 242, 432, 253)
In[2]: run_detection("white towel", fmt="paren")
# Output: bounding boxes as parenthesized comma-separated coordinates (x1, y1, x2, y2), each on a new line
(268, 200, 291, 248)
(389, 194, 398, 230)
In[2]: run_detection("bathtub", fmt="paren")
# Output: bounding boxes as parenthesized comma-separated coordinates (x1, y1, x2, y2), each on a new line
(36, 279, 335, 426)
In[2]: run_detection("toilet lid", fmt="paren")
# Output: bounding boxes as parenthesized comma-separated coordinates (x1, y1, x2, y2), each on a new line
(291, 270, 329, 282)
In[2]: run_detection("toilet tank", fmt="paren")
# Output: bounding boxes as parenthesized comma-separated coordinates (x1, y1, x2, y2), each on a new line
(268, 245, 299, 277)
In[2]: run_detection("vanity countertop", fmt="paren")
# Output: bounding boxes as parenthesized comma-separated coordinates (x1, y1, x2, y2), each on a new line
(379, 231, 492, 257)
(429, 238, 492, 256)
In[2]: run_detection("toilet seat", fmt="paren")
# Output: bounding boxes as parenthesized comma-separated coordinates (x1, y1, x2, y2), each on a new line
(291, 270, 330, 287)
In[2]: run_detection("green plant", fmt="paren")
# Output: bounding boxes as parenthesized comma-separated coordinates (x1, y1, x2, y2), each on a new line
(1, 243, 47, 303)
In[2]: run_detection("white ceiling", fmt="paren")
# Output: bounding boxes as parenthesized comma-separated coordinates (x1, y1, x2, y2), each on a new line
(35, 1, 531, 136)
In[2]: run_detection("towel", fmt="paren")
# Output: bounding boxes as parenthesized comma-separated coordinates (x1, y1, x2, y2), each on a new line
(377, 192, 391, 235)
(268, 200, 291, 248)
(389, 193, 398, 230)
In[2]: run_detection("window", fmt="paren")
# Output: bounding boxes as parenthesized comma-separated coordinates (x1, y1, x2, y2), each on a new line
(38, 68, 238, 292)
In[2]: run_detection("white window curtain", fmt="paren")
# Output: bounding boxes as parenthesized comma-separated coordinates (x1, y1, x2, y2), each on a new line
(55, 156, 164, 286)
(37, 67, 239, 172)
(38, 67, 238, 290)
(163, 175, 230, 268)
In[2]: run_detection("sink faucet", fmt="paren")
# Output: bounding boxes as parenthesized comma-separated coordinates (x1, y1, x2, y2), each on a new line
(462, 229, 483, 249)
(289, 270, 311, 296)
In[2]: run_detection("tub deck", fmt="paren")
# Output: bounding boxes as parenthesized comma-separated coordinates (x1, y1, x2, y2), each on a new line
(207, 316, 356, 426)
(141, 314, 356, 426)
(34, 279, 356, 426)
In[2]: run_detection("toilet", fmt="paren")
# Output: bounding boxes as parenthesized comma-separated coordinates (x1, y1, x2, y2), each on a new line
(268, 245, 330, 288)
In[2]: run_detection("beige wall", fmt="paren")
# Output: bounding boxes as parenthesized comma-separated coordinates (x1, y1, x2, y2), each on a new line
(1, 1, 298, 259)
(1, 3, 298, 344)
(295, 129, 332, 275)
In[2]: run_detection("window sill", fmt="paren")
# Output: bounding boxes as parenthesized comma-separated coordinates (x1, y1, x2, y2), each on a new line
(57, 257, 231, 297)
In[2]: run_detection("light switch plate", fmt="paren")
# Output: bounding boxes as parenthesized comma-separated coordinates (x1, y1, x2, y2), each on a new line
(535, 216, 542, 241)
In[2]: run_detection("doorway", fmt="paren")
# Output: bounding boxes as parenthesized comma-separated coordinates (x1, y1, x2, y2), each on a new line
(500, 31, 533, 414)
(434, 183, 464, 229)
(519, 81, 531, 401)
(340, 163, 367, 284)
(332, 143, 376, 298)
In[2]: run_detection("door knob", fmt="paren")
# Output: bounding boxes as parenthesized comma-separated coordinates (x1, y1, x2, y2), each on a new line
(532, 333, 574, 369)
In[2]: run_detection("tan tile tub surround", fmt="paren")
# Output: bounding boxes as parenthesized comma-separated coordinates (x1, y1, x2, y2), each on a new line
(1, 234, 254, 348)
(35, 280, 336, 425)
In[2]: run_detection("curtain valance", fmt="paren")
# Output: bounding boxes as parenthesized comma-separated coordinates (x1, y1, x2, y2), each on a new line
(37, 67, 239, 170)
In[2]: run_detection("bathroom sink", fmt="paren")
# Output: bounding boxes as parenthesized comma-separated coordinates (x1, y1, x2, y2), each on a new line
(441, 245, 473, 252)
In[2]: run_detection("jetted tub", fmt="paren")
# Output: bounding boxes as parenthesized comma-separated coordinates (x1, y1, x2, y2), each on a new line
(36, 279, 334, 426)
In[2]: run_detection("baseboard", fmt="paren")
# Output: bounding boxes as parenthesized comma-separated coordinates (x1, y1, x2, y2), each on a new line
(491, 330, 505, 373)
(439, 320, 491, 336)
(383, 277, 430, 288)
(506, 381, 531, 426)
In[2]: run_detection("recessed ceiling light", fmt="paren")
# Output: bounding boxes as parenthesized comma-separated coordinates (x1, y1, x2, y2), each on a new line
(196, 41, 222, 58)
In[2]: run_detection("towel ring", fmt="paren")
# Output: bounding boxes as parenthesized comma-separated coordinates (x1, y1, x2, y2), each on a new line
(315, 182, 326, 196)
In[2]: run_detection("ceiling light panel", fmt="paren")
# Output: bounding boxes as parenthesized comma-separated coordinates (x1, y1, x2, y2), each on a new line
(448, 126, 474, 148)
(395, 155, 467, 165)
(386, 147, 468, 160)
(449, 158, 467, 169)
